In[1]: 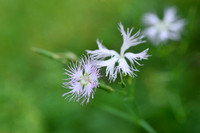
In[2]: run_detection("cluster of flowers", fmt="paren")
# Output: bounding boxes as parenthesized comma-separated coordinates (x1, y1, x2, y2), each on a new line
(63, 7, 185, 104)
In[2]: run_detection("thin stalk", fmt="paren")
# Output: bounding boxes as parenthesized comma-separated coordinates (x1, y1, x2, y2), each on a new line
(124, 99, 157, 133)
(98, 82, 115, 93)
(32, 47, 77, 65)
(98, 104, 156, 133)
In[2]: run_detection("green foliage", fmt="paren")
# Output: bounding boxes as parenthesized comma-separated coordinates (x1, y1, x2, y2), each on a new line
(0, 0, 200, 133)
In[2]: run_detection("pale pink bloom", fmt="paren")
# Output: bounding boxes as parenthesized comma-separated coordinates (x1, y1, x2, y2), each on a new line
(63, 56, 100, 104)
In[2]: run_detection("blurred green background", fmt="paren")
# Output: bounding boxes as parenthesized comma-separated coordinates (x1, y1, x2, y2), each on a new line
(0, 0, 200, 133)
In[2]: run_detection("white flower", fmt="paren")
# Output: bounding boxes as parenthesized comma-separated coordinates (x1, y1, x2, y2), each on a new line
(87, 23, 149, 82)
(143, 7, 186, 45)
(63, 55, 100, 104)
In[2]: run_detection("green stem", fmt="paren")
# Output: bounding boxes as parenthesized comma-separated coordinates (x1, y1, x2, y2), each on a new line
(167, 90, 186, 123)
(98, 82, 115, 93)
(123, 99, 156, 133)
(118, 80, 126, 88)
(139, 119, 157, 133)
(98, 104, 156, 133)
(32, 47, 77, 65)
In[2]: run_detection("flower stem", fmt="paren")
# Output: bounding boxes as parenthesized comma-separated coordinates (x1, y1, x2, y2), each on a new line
(32, 47, 77, 65)
(97, 104, 156, 133)
(98, 82, 115, 93)
(138, 119, 157, 133)
(123, 99, 156, 133)
(118, 80, 126, 88)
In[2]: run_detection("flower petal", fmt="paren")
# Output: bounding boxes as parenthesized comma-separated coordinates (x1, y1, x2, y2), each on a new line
(86, 39, 119, 59)
(118, 58, 133, 76)
(169, 19, 186, 32)
(168, 32, 181, 40)
(98, 56, 119, 81)
(63, 82, 83, 102)
(159, 30, 169, 42)
(65, 62, 83, 81)
(164, 7, 177, 23)
(143, 13, 160, 25)
(82, 83, 96, 104)
(119, 22, 146, 55)
(143, 26, 159, 44)
(124, 48, 150, 69)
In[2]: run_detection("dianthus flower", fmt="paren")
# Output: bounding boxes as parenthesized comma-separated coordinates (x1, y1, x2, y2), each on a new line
(143, 7, 186, 45)
(63, 56, 100, 104)
(87, 23, 149, 82)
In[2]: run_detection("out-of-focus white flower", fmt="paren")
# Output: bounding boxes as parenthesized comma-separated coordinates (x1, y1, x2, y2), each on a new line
(87, 23, 149, 82)
(143, 7, 186, 45)
(63, 56, 100, 104)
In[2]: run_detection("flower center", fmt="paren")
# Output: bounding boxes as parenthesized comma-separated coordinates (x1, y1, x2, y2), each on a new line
(156, 21, 169, 31)
(80, 72, 90, 85)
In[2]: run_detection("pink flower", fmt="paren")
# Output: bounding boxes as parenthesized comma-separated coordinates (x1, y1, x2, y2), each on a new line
(63, 55, 100, 104)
